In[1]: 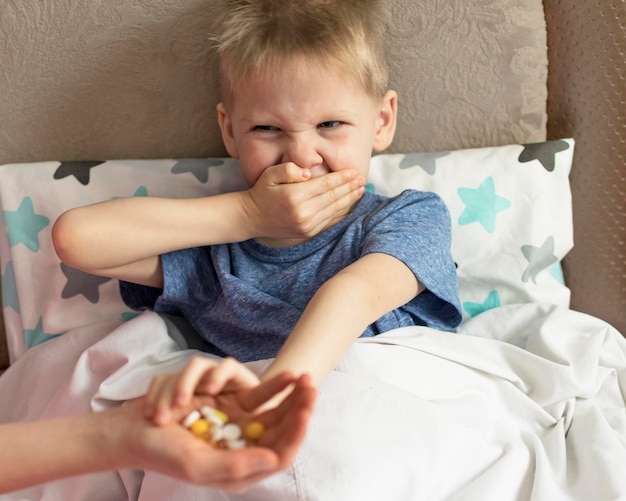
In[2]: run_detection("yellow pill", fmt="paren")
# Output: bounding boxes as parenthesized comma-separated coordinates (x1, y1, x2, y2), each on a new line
(213, 409, 229, 424)
(190, 418, 211, 438)
(244, 421, 265, 441)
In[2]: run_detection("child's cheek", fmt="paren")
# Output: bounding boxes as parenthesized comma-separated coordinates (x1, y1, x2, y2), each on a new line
(241, 147, 278, 181)
(324, 139, 356, 173)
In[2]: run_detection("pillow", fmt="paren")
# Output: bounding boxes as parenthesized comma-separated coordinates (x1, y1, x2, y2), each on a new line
(0, 139, 574, 362)
(368, 139, 574, 320)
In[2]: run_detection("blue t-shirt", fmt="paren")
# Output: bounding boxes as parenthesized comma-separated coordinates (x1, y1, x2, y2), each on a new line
(121, 190, 462, 361)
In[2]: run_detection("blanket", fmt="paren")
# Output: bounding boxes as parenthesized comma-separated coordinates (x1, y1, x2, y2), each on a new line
(0, 303, 625, 501)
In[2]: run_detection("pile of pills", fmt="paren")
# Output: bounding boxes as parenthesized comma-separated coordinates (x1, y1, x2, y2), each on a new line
(182, 405, 265, 449)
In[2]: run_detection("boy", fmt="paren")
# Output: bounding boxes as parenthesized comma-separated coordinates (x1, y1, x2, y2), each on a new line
(53, 0, 462, 393)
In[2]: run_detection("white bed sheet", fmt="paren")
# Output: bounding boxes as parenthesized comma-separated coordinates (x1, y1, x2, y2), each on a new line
(0, 303, 624, 501)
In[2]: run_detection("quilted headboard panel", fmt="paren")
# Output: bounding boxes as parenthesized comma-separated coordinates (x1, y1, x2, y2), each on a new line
(544, 0, 626, 334)
(0, 0, 547, 163)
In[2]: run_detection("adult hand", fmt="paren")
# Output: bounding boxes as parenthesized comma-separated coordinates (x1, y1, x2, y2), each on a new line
(129, 359, 316, 491)
(243, 162, 365, 240)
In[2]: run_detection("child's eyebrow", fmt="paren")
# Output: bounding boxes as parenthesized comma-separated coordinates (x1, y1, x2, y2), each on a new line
(240, 112, 281, 125)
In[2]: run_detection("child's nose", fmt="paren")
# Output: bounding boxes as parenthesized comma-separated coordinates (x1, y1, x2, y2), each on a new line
(282, 138, 323, 170)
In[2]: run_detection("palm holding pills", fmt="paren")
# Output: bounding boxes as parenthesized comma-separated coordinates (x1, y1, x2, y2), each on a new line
(143, 357, 315, 463)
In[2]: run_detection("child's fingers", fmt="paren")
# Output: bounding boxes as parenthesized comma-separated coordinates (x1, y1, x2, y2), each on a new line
(258, 375, 316, 466)
(261, 375, 317, 452)
(172, 357, 221, 406)
(263, 162, 312, 185)
(200, 357, 259, 395)
(273, 169, 364, 236)
(143, 373, 177, 424)
(241, 372, 297, 412)
(153, 376, 186, 426)
(264, 162, 359, 193)
(258, 374, 315, 427)
(142, 376, 162, 419)
(305, 172, 365, 218)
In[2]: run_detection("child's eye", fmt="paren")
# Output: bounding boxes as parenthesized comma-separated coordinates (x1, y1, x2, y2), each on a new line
(253, 125, 280, 132)
(318, 121, 342, 129)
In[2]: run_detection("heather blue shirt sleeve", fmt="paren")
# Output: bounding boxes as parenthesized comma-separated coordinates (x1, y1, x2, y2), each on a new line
(120, 246, 217, 317)
(361, 190, 462, 331)
(119, 282, 162, 311)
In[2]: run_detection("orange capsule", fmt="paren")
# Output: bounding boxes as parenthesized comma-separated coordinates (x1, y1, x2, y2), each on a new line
(244, 421, 265, 441)
(190, 418, 211, 438)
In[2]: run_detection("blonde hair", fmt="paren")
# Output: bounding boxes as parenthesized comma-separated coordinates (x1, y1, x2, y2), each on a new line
(212, 0, 391, 102)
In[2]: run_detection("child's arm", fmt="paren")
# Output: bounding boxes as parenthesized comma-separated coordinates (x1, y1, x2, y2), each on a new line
(52, 164, 365, 287)
(262, 252, 423, 386)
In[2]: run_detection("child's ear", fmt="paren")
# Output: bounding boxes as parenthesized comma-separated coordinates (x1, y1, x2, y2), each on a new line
(372, 90, 398, 152)
(217, 102, 240, 158)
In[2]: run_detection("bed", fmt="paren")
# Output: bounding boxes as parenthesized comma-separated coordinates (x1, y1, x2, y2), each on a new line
(0, 0, 625, 500)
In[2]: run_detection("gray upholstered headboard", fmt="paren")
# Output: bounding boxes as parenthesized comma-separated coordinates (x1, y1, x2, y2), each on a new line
(0, 0, 624, 370)
(0, 0, 548, 162)
(543, 0, 625, 337)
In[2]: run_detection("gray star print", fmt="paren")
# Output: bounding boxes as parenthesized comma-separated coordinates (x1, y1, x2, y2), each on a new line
(171, 158, 226, 183)
(399, 151, 450, 175)
(60, 263, 112, 303)
(521, 236, 558, 284)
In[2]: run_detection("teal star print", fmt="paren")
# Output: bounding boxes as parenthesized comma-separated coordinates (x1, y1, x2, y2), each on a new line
(112, 186, 148, 200)
(23, 317, 60, 348)
(550, 263, 565, 284)
(1, 261, 20, 313)
(457, 177, 511, 233)
(2, 197, 50, 251)
(121, 311, 141, 322)
(463, 290, 501, 318)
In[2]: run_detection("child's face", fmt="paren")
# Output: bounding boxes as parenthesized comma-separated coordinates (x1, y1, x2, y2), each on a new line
(217, 58, 397, 186)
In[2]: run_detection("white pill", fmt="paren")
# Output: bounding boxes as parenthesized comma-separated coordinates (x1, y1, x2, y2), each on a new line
(182, 410, 201, 428)
(212, 426, 225, 441)
(227, 439, 246, 449)
(208, 415, 223, 427)
(222, 423, 242, 441)
(200, 406, 216, 419)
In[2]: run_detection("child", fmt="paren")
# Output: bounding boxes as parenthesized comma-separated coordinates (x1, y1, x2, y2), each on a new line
(53, 0, 462, 392)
